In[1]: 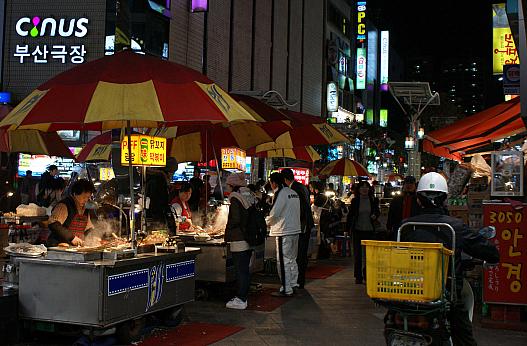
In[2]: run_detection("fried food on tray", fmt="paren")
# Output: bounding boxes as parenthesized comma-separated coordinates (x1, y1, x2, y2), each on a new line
(139, 232, 168, 245)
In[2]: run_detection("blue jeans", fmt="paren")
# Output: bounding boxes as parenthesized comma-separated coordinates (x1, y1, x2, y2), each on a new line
(232, 250, 252, 301)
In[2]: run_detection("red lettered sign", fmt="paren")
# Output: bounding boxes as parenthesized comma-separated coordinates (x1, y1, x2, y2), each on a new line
(483, 203, 527, 305)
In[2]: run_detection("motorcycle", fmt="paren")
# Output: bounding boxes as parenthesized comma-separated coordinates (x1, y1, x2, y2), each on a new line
(367, 222, 495, 346)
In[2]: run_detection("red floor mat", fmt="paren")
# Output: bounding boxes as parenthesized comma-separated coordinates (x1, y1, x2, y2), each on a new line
(139, 322, 244, 346)
(247, 287, 292, 312)
(305, 265, 345, 279)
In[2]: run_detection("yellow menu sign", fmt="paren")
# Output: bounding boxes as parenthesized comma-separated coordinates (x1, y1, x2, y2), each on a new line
(121, 135, 167, 167)
(221, 147, 246, 171)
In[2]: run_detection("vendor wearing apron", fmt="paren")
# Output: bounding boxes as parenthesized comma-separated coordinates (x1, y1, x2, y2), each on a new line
(171, 182, 193, 231)
(47, 179, 95, 247)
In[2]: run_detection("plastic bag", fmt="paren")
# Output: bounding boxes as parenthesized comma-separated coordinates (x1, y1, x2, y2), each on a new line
(470, 154, 491, 178)
(16, 203, 47, 217)
(448, 163, 473, 197)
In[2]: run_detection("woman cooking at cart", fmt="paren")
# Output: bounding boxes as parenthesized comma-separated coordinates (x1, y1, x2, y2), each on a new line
(47, 179, 96, 247)
(171, 182, 193, 231)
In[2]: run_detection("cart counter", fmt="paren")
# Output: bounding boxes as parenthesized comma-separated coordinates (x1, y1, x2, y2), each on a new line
(184, 238, 264, 282)
(17, 248, 200, 328)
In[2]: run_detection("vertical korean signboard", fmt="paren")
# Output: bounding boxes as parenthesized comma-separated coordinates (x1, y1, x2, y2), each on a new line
(356, 48, 366, 90)
(356, 1, 366, 41)
(483, 203, 527, 305)
(380, 31, 389, 91)
(492, 3, 519, 75)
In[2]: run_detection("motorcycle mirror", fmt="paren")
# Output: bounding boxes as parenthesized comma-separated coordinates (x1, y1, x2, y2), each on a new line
(479, 226, 496, 240)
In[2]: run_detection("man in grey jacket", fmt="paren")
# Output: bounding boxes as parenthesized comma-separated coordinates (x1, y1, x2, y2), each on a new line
(267, 172, 301, 297)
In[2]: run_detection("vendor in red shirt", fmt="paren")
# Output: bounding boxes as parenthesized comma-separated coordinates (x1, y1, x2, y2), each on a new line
(171, 182, 193, 231)
(386, 176, 420, 240)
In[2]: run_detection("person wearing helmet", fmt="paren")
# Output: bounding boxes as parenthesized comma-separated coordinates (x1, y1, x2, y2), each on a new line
(400, 172, 499, 346)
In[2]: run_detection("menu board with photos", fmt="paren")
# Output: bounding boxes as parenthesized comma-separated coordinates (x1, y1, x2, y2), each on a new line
(491, 151, 524, 196)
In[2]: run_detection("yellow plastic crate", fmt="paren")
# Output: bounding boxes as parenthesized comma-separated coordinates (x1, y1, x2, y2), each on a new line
(361, 240, 453, 302)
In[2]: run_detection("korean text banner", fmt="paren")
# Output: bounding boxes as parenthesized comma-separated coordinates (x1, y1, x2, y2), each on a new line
(121, 135, 166, 167)
(483, 203, 527, 305)
(356, 48, 366, 90)
(221, 147, 246, 171)
(492, 3, 519, 74)
(279, 167, 310, 186)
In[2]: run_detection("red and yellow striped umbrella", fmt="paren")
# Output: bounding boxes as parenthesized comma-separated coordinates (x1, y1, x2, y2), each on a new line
(0, 50, 259, 131)
(247, 146, 321, 162)
(318, 158, 370, 177)
(0, 105, 73, 158)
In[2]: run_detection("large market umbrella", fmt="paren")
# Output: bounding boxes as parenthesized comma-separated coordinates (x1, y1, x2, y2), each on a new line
(0, 50, 258, 131)
(317, 158, 370, 177)
(250, 109, 350, 152)
(0, 50, 262, 245)
(0, 105, 74, 158)
(0, 129, 75, 159)
(246, 146, 321, 162)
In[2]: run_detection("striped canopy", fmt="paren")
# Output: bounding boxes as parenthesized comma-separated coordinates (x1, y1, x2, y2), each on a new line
(0, 129, 74, 158)
(318, 158, 370, 177)
(0, 104, 73, 158)
(0, 50, 258, 131)
(247, 146, 321, 162)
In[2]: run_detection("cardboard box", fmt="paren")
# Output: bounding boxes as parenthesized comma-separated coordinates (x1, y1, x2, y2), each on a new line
(450, 209, 469, 224)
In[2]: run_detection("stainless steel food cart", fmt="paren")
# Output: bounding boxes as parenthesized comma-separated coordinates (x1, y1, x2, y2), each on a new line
(17, 248, 200, 328)
(184, 238, 264, 283)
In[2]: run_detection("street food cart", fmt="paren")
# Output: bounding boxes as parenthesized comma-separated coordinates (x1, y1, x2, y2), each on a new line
(16, 248, 200, 328)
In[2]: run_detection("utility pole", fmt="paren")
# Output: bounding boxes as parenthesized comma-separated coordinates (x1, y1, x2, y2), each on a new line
(388, 82, 440, 178)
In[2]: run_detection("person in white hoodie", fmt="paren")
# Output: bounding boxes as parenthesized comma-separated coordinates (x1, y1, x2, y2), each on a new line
(224, 172, 257, 310)
(267, 172, 301, 297)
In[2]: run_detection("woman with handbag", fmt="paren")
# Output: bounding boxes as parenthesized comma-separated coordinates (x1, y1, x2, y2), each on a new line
(347, 180, 380, 284)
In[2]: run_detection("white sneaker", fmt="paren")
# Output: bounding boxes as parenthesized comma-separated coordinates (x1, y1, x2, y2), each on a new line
(226, 297, 247, 310)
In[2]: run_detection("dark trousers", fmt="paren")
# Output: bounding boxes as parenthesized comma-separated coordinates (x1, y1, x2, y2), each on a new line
(352, 231, 374, 281)
(296, 230, 310, 288)
(232, 250, 252, 301)
(450, 303, 477, 346)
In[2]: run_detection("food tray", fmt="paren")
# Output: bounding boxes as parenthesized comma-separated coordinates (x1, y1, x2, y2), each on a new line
(4, 243, 47, 258)
(102, 248, 136, 260)
(137, 244, 155, 254)
(46, 248, 102, 262)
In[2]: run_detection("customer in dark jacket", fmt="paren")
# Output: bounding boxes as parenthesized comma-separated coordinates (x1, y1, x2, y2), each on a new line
(386, 176, 420, 240)
(401, 172, 499, 346)
(224, 173, 256, 310)
(347, 180, 380, 284)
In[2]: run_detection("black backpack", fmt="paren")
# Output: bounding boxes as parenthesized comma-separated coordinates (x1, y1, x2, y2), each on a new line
(244, 204, 267, 246)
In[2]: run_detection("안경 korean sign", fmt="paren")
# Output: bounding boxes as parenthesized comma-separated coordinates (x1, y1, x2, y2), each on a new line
(483, 204, 527, 305)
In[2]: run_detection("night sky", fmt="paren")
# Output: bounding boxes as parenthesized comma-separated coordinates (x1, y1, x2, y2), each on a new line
(370, 0, 493, 60)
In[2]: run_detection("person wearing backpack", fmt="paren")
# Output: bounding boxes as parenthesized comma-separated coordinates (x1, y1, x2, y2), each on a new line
(281, 168, 314, 290)
(224, 172, 257, 310)
(267, 172, 301, 297)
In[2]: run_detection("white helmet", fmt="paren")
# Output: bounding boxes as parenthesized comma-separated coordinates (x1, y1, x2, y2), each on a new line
(417, 172, 448, 193)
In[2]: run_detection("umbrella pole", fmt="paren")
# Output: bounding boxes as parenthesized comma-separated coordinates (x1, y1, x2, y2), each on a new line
(127, 121, 136, 249)
(211, 139, 224, 200)
(205, 130, 208, 216)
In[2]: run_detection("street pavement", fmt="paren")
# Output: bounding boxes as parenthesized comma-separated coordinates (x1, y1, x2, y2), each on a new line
(185, 256, 527, 346)
(10, 256, 527, 345)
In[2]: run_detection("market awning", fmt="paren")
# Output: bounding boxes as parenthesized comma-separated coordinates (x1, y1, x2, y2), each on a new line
(423, 97, 525, 160)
